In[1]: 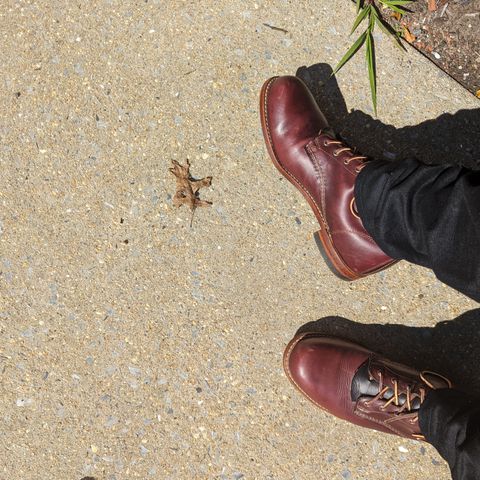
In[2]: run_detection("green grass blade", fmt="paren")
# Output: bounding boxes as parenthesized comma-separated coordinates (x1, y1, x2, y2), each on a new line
(366, 32, 377, 115)
(371, 5, 406, 50)
(384, 0, 413, 5)
(351, 5, 370, 34)
(369, 7, 375, 30)
(381, 2, 408, 14)
(332, 30, 367, 76)
(356, 0, 363, 13)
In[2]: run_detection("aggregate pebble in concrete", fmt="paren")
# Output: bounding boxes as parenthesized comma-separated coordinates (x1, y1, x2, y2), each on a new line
(0, 1, 478, 479)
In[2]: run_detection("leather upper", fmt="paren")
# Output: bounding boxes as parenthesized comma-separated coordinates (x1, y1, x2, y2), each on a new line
(263, 76, 394, 277)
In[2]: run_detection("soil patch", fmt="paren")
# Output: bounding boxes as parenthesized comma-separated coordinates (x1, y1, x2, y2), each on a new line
(400, 0, 480, 96)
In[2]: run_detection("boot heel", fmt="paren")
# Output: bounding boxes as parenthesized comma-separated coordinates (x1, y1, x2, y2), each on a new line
(313, 231, 351, 281)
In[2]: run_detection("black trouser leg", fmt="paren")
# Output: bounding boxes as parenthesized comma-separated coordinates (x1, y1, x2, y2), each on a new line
(419, 389, 480, 480)
(355, 158, 480, 303)
(356, 158, 480, 478)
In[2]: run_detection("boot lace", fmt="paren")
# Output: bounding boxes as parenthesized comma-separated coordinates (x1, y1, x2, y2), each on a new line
(323, 139, 368, 173)
(363, 370, 452, 440)
(323, 137, 368, 219)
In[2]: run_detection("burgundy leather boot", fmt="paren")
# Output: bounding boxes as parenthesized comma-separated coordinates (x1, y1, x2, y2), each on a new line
(284, 333, 452, 440)
(260, 75, 396, 280)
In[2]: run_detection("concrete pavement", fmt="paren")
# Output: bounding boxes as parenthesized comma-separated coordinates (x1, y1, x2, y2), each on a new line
(0, 1, 478, 478)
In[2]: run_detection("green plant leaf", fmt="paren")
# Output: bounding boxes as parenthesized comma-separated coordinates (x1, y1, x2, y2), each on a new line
(351, 5, 370, 34)
(332, 30, 368, 76)
(356, 0, 363, 13)
(371, 5, 406, 50)
(366, 31, 377, 115)
(369, 7, 375, 30)
(380, 2, 408, 14)
(384, 0, 413, 5)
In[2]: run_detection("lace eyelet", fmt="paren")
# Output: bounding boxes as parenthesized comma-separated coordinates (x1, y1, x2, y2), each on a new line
(355, 167, 361, 173)
(333, 150, 339, 157)
(323, 140, 328, 147)
(344, 159, 349, 165)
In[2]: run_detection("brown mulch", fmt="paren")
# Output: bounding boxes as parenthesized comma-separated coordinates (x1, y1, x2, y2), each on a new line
(398, 0, 480, 96)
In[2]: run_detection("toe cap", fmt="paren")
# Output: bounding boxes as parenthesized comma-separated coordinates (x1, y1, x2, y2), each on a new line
(284, 334, 371, 418)
(264, 76, 328, 147)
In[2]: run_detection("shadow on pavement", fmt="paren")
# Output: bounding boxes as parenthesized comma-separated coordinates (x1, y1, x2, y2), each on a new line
(297, 310, 480, 397)
(296, 63, 480, 169)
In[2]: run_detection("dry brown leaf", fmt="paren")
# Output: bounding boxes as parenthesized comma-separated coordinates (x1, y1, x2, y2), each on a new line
(169, 160, 212, 225)
(402, 25, 416, 43)
(476, 89, 480, 99)
(428, 0, 437, 12)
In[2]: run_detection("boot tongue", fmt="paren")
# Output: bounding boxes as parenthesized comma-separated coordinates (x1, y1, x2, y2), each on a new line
(351, 360, 380, 401)
(319, 127, 336, 139)
(351, 359, 451, 407)
(350, 359, 415, 408)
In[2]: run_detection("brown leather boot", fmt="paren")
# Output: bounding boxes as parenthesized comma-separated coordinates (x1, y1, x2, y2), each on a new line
(260, 75, 396, 280)
(284, 333, 452, 440)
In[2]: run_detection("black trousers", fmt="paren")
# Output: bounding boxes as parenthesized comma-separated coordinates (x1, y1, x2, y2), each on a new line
(356, 159, 480, 480)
